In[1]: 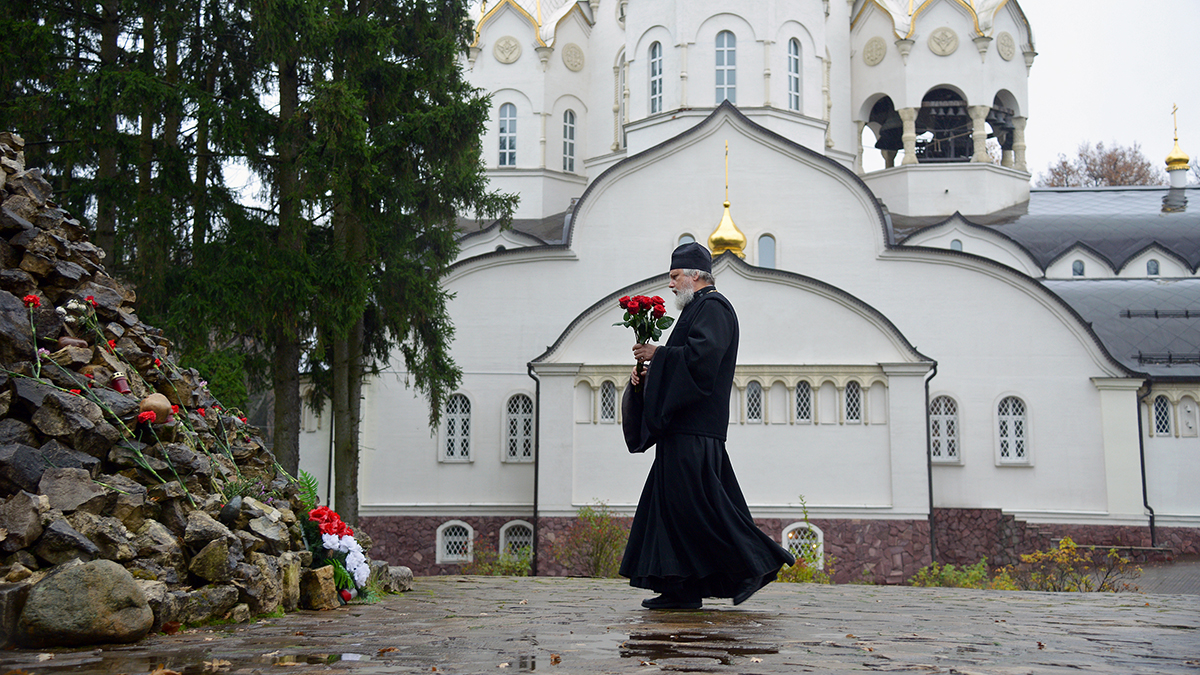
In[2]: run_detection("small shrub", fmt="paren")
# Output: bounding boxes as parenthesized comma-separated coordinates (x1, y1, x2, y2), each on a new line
(1002, 537, 1141, 592)
(909, 557, 1017, 590)
(462, 544, 533, 576)
(551, 501, 629, 578)
(778, 555, 836, 584)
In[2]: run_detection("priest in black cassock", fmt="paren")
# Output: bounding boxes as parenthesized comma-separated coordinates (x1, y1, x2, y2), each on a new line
(619, 242, 795, 610)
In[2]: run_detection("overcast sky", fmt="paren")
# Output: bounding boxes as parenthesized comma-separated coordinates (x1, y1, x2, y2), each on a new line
(1020, 0, 1199, 182)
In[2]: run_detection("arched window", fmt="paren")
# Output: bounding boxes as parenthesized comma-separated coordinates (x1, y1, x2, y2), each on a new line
(715, 31, 736, 104)
(498, 103, 516, 166)
(562, 110, 576, 172)
(600, 381, 617, 422)
(787, 38, 801, 112)
(678, 233, 695, 245)
(444, 394, 471, 461)
(437, 520, 473, 563)
(795, 381, 812, 423)
(950, 239, 963, 251)
(649, 42, 663, 114)
(997, 396, 1027, 462)
(500, 520, 534, 558)
(782, 522, 824, 569)
(1153, 395, 1172, 435)
(1072, 260, 1085, 277)
(1147, 259, 1160, 276)
(845, 382, 862, 423)
(758, 234, 776, 269)
(746, 381, 763, 423)
(506, 394, 534, 462)
(929, 395, 959, 460)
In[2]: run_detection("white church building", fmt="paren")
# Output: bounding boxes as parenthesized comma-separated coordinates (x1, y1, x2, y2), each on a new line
(300, 0, 1200, 581)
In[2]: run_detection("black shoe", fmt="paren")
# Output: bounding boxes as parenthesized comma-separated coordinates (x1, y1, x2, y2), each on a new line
(641, 594, 702, 610)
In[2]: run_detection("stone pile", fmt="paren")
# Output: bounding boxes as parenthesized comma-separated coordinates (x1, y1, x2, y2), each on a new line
(0, 132, 412, 648)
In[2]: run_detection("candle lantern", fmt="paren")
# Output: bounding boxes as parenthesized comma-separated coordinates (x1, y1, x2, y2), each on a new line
(111, 371, 132, 394)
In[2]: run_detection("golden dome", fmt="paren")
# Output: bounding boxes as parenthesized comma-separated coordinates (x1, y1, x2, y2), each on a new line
(1166, 140, 1190, 172)
(708, 200, 746, 259)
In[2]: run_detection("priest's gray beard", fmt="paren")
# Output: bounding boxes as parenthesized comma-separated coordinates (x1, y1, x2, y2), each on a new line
(674, 278, 696, 310)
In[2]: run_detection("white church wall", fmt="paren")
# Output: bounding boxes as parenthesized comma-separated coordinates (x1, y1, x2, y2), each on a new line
(901, 223, 1041, 277)
(1144, 391, 1200, 523)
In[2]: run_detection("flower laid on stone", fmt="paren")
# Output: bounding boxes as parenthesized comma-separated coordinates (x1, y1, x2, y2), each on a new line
(307, 506, 370, 591)
(137, 410, 157, 424)
(22, 294, 40, 308)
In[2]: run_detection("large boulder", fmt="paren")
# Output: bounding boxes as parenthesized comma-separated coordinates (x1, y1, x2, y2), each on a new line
(188, 538, 233, 583)
(17, 559, 153, 647)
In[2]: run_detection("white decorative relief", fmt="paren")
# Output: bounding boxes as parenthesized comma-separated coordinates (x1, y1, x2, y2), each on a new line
(928, 27, 958, 56)
(863, 37, 887, 66)
(494, 36, 522, 64)
(562, 43, 585, 72)
(997, 32, 1016, 61)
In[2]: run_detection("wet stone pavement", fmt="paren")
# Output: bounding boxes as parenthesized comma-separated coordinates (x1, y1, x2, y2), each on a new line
(2, 576, 1199, 674)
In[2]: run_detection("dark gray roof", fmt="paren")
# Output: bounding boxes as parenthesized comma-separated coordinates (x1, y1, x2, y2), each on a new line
(1043, 278, 1200, 380)
(895, 186, 1200, 272)
(457, 210, 571, 245)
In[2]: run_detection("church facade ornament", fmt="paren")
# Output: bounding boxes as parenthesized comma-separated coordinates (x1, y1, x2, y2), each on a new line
(494, 36, 522, 64)
(927, 27, 958, 56)
(863, 37, 887, 66)
(562, 43, 585, 72)
(997, 31, 1016, 61)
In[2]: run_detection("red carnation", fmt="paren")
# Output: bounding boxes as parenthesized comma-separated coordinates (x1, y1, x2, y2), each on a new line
(213, 404, 222, 411)
(22, 295, 40, 308)
(154, 358, 162, 367)
(239, 416, 248, 423)
(107, 339, 116, 351)
(137, 411, 157, 424)
(86, 295, 97, 307)
(69, 389, 81, 395)
(198, 408, 206, 417)
(171, 404, 179, 415)
(85, 373, 94, 379)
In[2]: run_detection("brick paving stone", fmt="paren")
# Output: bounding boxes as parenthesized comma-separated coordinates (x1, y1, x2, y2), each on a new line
(0, 576, 1197, 674)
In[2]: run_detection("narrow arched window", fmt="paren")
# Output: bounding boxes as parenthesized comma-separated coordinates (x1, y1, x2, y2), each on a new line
(678, 233, 695, 245)
(782, 522, 824, 569)
(795, 381, 812, 423)
(500, 520, 534, 558)
(437, 521, 473, 563)
(845, 382, 862, 423)
(715, 31, 736, 104)
(506, 394, 534, 461)
(930, 395, 959, 460)
(746, 381, 763, 423)
(445, 394, 471, 460)
(950, 239, 963, 251)
(600, 381, 617, 422)
(1153, 395, 1172, 435)
(498, 103, 516, 166)
(997, 396, 1027, 462)
(758, 234, 775, 269)
(562, 110, 576, 172)
(787, 38, 801, 111)
(1147, 259, 1160, 276)
(1072, 260, 1085, 277)
(649, 42, 663, 114)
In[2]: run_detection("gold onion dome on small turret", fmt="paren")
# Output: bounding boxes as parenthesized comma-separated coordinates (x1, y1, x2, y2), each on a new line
(1166, 140, 1190, 172)
(708, 200, 746, 259)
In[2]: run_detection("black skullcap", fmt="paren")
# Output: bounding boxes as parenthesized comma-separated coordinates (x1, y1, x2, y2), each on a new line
(670, 241, 712, 273)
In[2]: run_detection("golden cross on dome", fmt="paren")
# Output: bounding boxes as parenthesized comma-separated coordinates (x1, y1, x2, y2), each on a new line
(1172, 103, 1179, 141)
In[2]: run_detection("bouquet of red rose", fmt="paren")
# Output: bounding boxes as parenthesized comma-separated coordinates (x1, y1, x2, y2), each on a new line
(614, 295, 675, 384)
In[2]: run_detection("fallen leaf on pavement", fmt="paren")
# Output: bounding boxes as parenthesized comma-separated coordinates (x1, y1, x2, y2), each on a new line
(36, 654, 54, 662)
(379, 647, 398, 654)
(550, 654, 561, 665)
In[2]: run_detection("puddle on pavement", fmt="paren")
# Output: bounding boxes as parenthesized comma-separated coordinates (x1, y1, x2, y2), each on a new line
(7, 650, 375, 675)
(620, 631, 779, 666)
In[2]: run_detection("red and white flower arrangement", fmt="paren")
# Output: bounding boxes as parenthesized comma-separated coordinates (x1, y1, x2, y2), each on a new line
(308, 506, 370, 595)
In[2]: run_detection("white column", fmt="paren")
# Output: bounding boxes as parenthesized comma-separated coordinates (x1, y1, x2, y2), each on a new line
(1092, 378, 1151, 523)
(1012, 116, 1027, 172)
(969, 105, 991, 163)
(539, 112, 548, 168)
(854, 120, 865, 174)
(762, 40, 772, 107)
(899, 107, 918, 165)
(881, 363, 935, 516)
(678, 43, 689, 108)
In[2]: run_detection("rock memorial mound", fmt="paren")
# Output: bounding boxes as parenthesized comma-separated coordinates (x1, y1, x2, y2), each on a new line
(0, 132, 412, 648)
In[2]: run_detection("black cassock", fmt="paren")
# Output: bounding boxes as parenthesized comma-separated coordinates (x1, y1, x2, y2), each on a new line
(620, 286, 795, 603)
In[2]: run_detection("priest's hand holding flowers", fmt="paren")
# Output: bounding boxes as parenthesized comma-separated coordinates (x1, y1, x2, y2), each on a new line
(614, 295, 674, 388)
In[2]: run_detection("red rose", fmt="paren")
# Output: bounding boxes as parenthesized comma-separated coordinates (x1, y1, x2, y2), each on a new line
(22, 295, 40, 308)
(626, 300, 639, 313)
(618, 296, 630, 309)
(137, 411, 157, 424)
(652, 305, 665, 319)
(651, 296, 664, 305)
